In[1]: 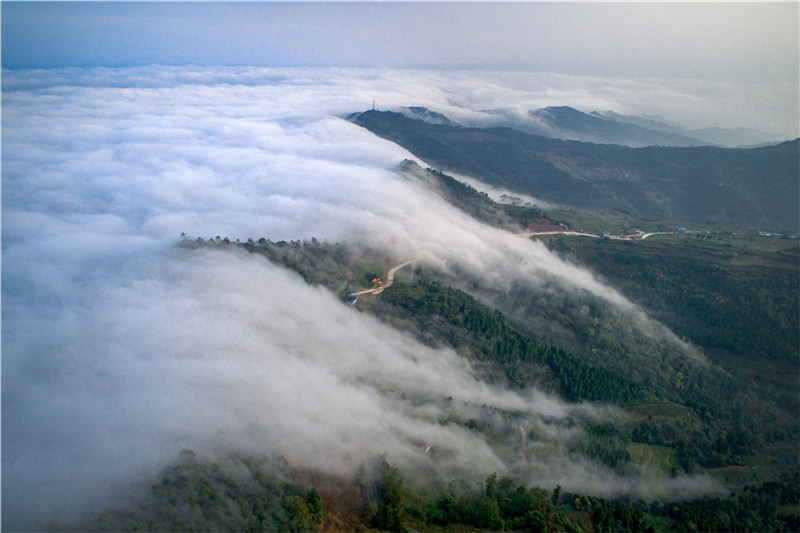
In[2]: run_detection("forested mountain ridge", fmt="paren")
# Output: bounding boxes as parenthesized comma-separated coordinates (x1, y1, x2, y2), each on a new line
(352, 110, 799, 231)
(186, 229, 797, 466)
(143, 232, 799, 533)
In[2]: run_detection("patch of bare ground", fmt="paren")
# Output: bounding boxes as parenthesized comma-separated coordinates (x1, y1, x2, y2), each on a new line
(290, 468, 375, 533)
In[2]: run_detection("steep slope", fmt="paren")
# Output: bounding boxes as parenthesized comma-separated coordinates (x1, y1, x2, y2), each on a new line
(80, 230, 799, 532)
(353, 110, 800, 230)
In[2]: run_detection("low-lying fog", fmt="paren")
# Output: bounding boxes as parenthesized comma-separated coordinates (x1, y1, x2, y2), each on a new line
(3, 66, 720, 529)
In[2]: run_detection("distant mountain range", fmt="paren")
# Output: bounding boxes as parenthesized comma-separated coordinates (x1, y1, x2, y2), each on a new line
(529, 106, 707, 147)
(353, 109, 799, 230)
(397, 105, 787, 148)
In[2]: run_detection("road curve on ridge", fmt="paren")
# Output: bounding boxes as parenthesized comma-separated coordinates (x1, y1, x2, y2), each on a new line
(349, 257, 421, 297)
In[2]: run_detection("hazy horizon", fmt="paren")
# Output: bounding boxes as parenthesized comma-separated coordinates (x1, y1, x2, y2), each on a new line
(2, 2, 798, 137)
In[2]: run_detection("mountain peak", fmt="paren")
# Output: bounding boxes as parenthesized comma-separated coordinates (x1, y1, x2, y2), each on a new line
(399, 106, 457, 126)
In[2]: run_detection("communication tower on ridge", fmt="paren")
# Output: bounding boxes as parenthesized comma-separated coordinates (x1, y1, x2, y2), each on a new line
(372, 100, 376, 111)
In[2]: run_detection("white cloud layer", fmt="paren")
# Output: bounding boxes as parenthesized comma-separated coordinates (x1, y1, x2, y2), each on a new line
(3, 66, 718, 529)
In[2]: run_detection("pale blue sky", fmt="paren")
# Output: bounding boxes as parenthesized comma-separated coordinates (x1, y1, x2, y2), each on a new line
(3, 2, 798, 84)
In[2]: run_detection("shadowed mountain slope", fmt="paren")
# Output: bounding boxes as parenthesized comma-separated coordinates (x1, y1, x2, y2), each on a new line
(352, 110, 799, 230)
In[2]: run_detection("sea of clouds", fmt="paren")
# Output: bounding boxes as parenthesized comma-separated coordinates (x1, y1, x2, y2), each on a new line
(3, 66, 722, 529)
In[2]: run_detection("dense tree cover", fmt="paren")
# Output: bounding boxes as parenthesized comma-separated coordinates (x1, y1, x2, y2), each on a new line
(431, 240, 793, 471)
(400, 470, 800, 533)
(89, 451, 800, 533)
(442, 260, 754, 422)
(354, 110, 799, 230)
(550, 236, 799, 451)
(165, 110, 799, 532)
(403, 472, 579, 532)
(557, 237, 799, 366)
(92, 451, 322, 533)
(382, 274, 644, 405)
(659, 472, 800, 533)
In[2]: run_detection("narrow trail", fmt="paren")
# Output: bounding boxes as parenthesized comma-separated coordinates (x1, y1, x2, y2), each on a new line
(516, 230, 600, 238)
(521, 230, 681, 240)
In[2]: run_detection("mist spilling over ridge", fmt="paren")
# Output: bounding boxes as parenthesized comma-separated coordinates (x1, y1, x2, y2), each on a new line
(3, 66, 798, 531)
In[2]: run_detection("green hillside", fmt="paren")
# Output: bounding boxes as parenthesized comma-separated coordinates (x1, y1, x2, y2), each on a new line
(95, 228, 797, 533)
(401, 166, 798, 445)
